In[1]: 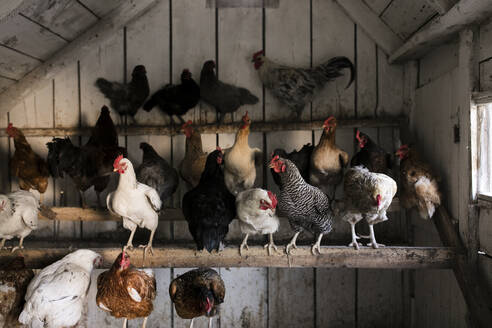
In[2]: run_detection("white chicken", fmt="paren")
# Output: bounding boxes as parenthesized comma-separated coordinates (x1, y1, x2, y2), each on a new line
(107, 155, 162, 257)
(0, 190, 39, 252)
(236, 188, 279, 256)
(341, 166, 397, 249)
(18, 249, 102, 328)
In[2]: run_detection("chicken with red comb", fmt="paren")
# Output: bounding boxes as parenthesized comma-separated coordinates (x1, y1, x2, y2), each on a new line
(351, 130, 392, 174)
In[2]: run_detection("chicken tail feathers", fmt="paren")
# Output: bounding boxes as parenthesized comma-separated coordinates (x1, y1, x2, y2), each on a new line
(238, 88, 259, 105)
(95, 78, 113, 97)
(143, 96, 157, 112)
(316, 56, 355, 89)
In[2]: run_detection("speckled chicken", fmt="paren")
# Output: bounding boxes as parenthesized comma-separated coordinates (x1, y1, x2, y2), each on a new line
(179, 120, 208, 189)
(351, 130, 392, 174)
(96, 251, 156, 328)
(169, 268, 225, 328)
(270, 155, 333, 255)
(396, 145, 441, 219)
(223, 111, 263, 195)
(236, 188, 280, 256)
(342, 166, 397, 249)
(271, 144, 314, 187)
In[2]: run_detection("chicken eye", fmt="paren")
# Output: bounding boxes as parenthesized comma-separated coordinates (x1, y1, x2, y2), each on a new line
(410, 171, 415, 177)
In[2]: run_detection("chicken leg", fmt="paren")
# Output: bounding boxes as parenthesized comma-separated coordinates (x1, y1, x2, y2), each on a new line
(264, 233, 278, 256)
(189, 318, 194, 328)
(239, 233, 249, 256)
(365, 224, 384, 249)
(122, 318, 128, 328)
(285, 231, 300, 255)
(142, 317, 148, 328)
(209, 317, 213, 328)
(348, 222, 361, 250)
(311, 233, 323, 255)
(140, 228, 156, 263)
(11, 236, 25, 252)
(124, 225, 137, 251)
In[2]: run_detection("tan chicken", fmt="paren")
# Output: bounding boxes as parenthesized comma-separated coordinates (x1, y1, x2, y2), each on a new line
(179, 120, 208, 189)
(396, 145, 441, 219)
(223, 112, 262, 195)
(310, 116, 349, 199)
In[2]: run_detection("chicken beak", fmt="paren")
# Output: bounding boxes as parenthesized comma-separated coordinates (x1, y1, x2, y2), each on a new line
(113, 168, 118, 172)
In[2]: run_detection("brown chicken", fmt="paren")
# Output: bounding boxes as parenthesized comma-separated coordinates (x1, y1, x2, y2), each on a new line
(396, 145, 441, 219)
(96, 251, 156, 328)
(179, 120, 208, 189)
(169, 268, 225, 328)
(0, 257, 34, 328)
(309, 116, 349, 200)
(6, 124, 49, 202)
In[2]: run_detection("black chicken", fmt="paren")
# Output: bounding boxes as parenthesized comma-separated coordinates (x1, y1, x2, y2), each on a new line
(200, 60, 259, 122)
(351, 130, 392, 174)
(271, 144, 314, 188)
(143, 69, 200, 124)
(95, 65, 150, 124)
(86, 106, 118, 148)
(182, 149, 236, 252)
(136, 142, 179, 205)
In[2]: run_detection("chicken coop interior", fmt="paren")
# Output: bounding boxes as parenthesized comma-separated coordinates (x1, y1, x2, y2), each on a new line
(0, 0, 492, 327)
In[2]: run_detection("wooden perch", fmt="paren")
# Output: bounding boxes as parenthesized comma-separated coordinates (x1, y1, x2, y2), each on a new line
(0, 244, 456, 269)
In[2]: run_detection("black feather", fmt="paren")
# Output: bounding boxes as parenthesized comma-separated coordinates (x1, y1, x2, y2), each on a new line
(271, 144, 313, 188)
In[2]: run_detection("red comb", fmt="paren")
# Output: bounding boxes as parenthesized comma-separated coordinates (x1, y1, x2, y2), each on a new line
(267, 191, 278, 209)
(182, 120, 192, 129)
(216, 146, 222, 152)
(253, 50, 264, 59)
(7, 123, 12, 129)
(113, 155, 124, 169)
(356, 130, 362, 142)
(242, 111, 249, 122)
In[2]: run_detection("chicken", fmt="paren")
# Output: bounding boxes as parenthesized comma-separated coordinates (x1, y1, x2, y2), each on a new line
(6, 124, 49, 202)
(169, 268, 225, 328)
(143, 69, 200, 124)
(351, 130, 392, 174)
(137, 142, 179, 205)
(309, 116, 349, 200)
(108, 156, 162, 257)
(252, 50, 354, 117)
(223, 112, 263, 195)
(236, 188, 279, 256)
(85, 105, 119, 148)
(396, 145, 441, 219)
(96, 65, 150, 124)
(0, 257, 34, 328)
(19, 249, 102, 328)
(96, 251, 156, 328)
(179, 120, 208, 189)
(342, 166, 397, 249)
(0, 191, 39, 252)
(269, 155, 334, 255)
(271, 144, 314, 187)
(182, 149, 236, 252)
(200, 60, 259, 122)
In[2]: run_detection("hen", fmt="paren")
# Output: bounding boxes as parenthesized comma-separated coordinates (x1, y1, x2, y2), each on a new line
(351, 130, 392, 174)
(108, 156, 162, 256)
(96, 251, 156, 328)
(252, 50, 354, 117)
(200, 60, 259, 122)
(271, 143, 314, 187)
(182, 149, 236, 252)
(396, 145, 441, 219)
(143, 69, 200, 124)
(270, 155, 334, 255)
(342, 166, 397, 249)
(310, 117, 349, 199)
(0, 257, 34, 328)
(96, 65, 150, 124)
(179, 120, 208, 189)
(0, 190, 39, 252)
(223, 112, 263, 195)
(169, 268, 225, 328)
(85, 105, 119, 148)
(236, 188, 279, 256)
(137, 142, 179, 205)
(6, 124, 49, 202)
(19, 249, 102, 328)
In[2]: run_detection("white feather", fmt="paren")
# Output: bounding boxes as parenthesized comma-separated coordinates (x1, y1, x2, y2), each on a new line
(127, 287, 142, 302)
(98, 301, 111, 312)
(236, 188, 280, 235)
(0, 191, 39, 243)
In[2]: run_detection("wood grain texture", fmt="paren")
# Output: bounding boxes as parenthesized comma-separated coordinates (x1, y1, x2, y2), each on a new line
(0, 45, 39, 80)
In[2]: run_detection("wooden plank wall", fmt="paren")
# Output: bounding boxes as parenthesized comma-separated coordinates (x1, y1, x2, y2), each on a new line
(0, 0, 408, 327)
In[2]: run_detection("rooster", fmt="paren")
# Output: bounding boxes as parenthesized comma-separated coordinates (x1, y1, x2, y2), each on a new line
(96, 251, 156, 328)
(310, 116, 349, 200)
(19, 249, 102, 328)
(342, 166, 397, 249)
(351, 130, 392, 174)
(270, 155, 333, 255)
(182, 149, 236, 253)
(143, 69, 200, 124)
(107, 156, 162, 256)
(236, 188, 279, 256)
(396, 145, 441, 219)
(271, 144, 314, 187)
(179, 120, 208, 189)
(223, 111, 263, 195)
(0, 191, 39, 252)
(251, 50, 354, 117)
(169, 268, 225, 328)
(6, 124, 49, 202)
(200, 60, 259, 122)
(95, 65, 150, 124)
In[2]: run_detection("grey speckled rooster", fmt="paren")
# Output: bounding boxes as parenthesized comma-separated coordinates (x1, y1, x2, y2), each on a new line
(252, 50, 354, 118)
(269, 155, 333, 255)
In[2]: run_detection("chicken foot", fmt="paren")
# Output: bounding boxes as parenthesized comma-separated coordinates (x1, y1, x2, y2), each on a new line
(311, 233, 324, 255)
(140, 228, 156, 263)
(142, 317, 148, 328)
(285, 231, 300, 255)
(11, 236, 25, 253)
(239, 233, 249, 256)
(124, 226, 137, 251)
(264, 233, 278, 256)
(348, 222, 361, 250)
(209, 317, 213, 328)
(189, 318, 194, 328)
(122, 318, 128, 328)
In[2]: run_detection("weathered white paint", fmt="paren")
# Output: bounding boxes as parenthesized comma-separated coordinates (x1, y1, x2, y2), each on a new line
(381, 0, 436, 40)
(424, 0, 457, 15)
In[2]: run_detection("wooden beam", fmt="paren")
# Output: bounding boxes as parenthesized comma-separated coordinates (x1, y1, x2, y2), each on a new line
(0, 0, 29, 23)
(0, 244, 456, 269)
(0, 0, 158, 113)
(389, 0, 492, 63)
(472, 91, 492, 105)
(334, 0, 403, 55)
(424, 0, 456, 15)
